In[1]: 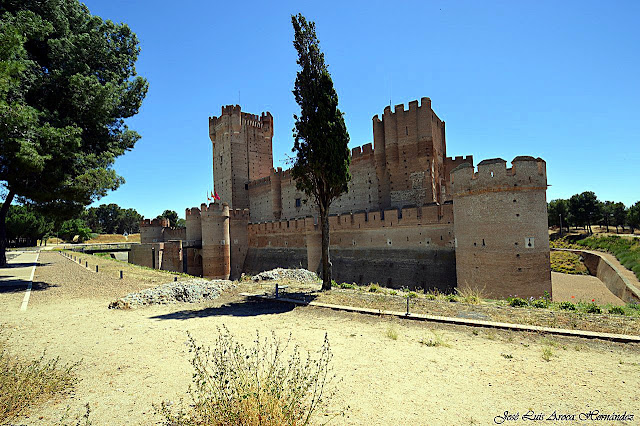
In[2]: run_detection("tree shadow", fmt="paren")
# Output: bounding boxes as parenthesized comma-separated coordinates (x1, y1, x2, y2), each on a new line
(149, 293, 317, 321)
(0, 280, 57, 294)
(1, 261, 51, 269)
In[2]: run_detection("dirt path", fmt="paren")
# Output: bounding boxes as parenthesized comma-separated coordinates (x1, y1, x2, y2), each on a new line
(1, 253, 639, 425)
(552, 272, 625, 305)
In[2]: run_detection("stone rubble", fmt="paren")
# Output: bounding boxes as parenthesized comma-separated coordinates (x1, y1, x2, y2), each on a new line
(251, 268, 318, 283)
(109, 278, 234, 309)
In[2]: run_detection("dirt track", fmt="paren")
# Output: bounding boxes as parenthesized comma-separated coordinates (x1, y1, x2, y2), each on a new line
(1, 252, 639, 425)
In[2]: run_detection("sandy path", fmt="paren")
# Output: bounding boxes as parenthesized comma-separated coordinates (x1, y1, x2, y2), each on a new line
(1, 253, 639, 425)
(552, 272, 625, 305)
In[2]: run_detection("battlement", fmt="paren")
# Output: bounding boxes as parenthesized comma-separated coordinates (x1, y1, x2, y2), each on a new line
(229, 208, 250, 220)
(374, 97, 432, 121)
(185, 207, 201, 217)
(141, 218, 169, 228)
(199, 202, 230, 217)
(351, 143, 374, 161)
(446, 155, 473, 163)
(248, 203, 453, 236)
(451, 156, 547, 196)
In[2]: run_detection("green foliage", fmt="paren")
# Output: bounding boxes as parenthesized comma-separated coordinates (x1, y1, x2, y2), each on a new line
(58, 218, 91, 243)
(568, 191, 600, 232)
(548, 199, 569, 229)
(84, 204, 142, 234)
(628, 201, 640, 232)
(0, 0, 147, 263)
(368, 283, 381, 293)
(582, 302, 602, 314)
(290, 14, 350, 290)
(407, 291, 418, 299)
(157, 209, 180, 228)
(156, 328, 336, 425)
(531, 299, 549, 308)
(4, 203, 52, 246)
(335, 282, 356, 289)
(558, 301, 576, 311)
(507, 297, 528, 307)
(608, 306, 625, 315)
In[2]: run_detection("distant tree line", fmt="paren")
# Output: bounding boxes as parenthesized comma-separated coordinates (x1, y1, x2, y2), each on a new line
(0, 203, 178, 246)
(548, 191, 640, 234)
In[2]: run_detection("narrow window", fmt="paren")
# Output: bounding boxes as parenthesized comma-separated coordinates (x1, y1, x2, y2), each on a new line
(295, 198, 301, 208)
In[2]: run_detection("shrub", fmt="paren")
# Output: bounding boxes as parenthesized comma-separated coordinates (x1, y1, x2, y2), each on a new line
(531, 299, 549, 308)
(583, 302, 602, 314)
(507, 297, 528, 307)
(425, 293, 437, 300)
(608, 306, 626, 315)
(385, 325, 398, 340)
(445, 294, 459, 303)
(419, 331, 451, 348)
(157, 328, 336, 426)
(0, 340, 78, 421)
(578, 236, 640, 280)
(558, 301, 576, 311)
(368, 283, 381, 293)
(336, 282, 356, 290)
(542, 347, 553, 362)
(456, 286, 486, 304)
(407, 292, 418, 299)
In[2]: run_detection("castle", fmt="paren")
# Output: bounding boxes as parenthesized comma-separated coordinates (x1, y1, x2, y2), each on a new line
(130, 98, 552, 298)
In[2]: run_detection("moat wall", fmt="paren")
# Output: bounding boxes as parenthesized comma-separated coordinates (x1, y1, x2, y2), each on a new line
(244, 204, 457, 291)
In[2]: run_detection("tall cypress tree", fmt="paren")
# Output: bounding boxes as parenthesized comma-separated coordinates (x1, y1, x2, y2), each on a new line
(290, 14, 350, 290)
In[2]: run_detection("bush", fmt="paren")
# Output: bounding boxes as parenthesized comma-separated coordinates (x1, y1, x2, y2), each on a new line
(0, 340, 78, 421)
(507, 297, 528, 307)
(531, 299, 549, 308)
(578, 236, 640, 280)
(608, 306, 626, 315)
(558, 301, 576, 311)
(407, 292, 419, 299)
(336, 282, 356, 290)
(368, 283, 381, 293)
(583, 302, 602, 314)
(157, 327, 336, 425)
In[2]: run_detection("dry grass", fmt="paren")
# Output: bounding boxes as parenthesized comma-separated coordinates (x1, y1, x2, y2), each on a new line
(85, 233, 140, 244)
(455, 285, 487, 304)
(0, 336, 78, 422)
(156, 327, 338, 426)
(550, 251, 589, 275)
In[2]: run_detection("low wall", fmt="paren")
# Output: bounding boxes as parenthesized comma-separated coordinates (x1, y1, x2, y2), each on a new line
(555, 249, 640, 303)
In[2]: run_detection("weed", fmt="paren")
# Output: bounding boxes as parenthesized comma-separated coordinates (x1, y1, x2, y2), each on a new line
(445, 294, 459, 303)
(507, 297, 528, 307)
(608, 306, 626, 315)
(558, 301, 576, 311)
(425, 293, 437, 300)
(500, 353, 513, 359)
(531, 299, 549, 308)
(336, 282, 356, 290)
(419, 331, 451, 348)
(542, 347, 554, 362)
(456, 286, 486, 304)
(0, 339, 79, 422)
(156, 327, 337, 425)
(385, 325, 398, 340)
(407, 291, 418, 299)
(369, 283, 381, 293)
(59, 403, 92, 426)
(583, 302, 602, 314)
(388, 290, 398, 296)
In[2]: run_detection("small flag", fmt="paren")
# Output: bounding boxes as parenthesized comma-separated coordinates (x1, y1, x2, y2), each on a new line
(214, 191, 221, 201)
(207, 191, 211, 202)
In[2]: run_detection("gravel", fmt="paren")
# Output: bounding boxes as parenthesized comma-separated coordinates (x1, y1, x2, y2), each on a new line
(251, 268, 319, 283)
(109, 278, 235, 309)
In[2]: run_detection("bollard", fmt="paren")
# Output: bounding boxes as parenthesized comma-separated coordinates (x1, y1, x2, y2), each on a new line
(406, 296, 410, 316)
(120, 270, 123, 280)
(95, 265, 98, 273)
(174, 276, 177, 282)
(275, 283, 279, 299)
(85, 261, 88, 267)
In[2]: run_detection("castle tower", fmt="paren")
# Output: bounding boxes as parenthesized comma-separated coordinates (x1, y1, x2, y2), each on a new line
(140, 218, 169, 243)
(201, 202, 231, 280)
(372, 97, 447, 209)
(451, 157, 551, 299)
(209, 105, 274, 209)
(185, 207, 202, 245)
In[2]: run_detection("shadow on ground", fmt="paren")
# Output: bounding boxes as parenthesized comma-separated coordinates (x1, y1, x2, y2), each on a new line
(149, 293, 317, 321)
(0, 280, 57, 294)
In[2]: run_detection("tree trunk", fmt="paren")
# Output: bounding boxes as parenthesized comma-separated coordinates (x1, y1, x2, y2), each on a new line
(0, 189, 16, 267)
(320, 207, 332, 291)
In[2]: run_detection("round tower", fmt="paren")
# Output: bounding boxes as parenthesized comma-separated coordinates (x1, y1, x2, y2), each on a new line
(185, 207, 202, 245)
(451, 156, 551, 299)
(140, 218, 168, 244)
(201, 202, 231, 280)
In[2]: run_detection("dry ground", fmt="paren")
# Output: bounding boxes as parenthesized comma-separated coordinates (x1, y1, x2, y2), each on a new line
(1, 252, 639, 425)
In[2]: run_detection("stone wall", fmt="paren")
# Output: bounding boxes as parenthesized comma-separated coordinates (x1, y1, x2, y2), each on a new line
(245, 204, 456, 291)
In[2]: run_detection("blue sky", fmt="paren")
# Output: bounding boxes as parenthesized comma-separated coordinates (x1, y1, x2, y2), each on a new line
(82, 0, 639, 219)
